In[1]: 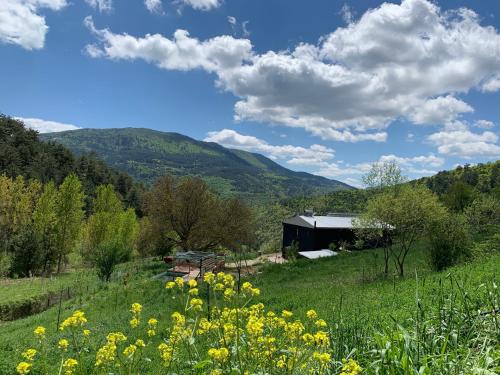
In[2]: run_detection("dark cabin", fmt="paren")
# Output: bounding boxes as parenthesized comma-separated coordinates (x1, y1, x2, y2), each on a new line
(282, 212, 364, 254)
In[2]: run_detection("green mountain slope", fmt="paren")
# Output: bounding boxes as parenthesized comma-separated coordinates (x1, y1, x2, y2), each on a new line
(42, 128, 352, 200)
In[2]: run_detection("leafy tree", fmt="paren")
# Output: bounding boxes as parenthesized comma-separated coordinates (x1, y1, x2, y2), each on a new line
(84, 185, 138, 280)
(54, 174, 85, 273)
(9, 225, 44, 277)
(365, 184, 446, 277)
(465, 194, 500, 235)
(362, 161, 407, 190)
(443, 182, 475, 212)
(145, 175, 254, 252)
(426, 213, 470, 271)
(356, 162, 406, 276)
(32, 182, 58, 274)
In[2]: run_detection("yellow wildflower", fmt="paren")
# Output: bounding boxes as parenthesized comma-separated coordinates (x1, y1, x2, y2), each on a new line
(33, 326, 46, 338)
(123, 344, 137, 358)
(313, 351, 331, 366)
(282, 310, 293, 318)
(190, 298, 203, 312)
(188, 279, 197, 288)
(165, 281, 175, 289)
(315, 319, 327, 328)
(16, 362, 31, 374)
(147, 329, 156, 337)
(21, 349, 36, 361)
(208, 347, 229, 363)
(174, 277, 184, 288)
(148, 318, 158, 327)
(135, 339, 146, 348)
(203, 272, 215, 285)
(58, 339, 69, 351)
(62, 358, 78, 375)
(306, 309, 318, 320)
(158, 343, 173, 365)
(171, 312, 186, 325)
(188, 288, 199, 296)
(224, 288, 235, 300)
(83, 329, 91, 337)
(340, 358, 362, 375)
(130, 317, 139, 328)
(314, 331, 330, 346)
(130, 303, 142, 314)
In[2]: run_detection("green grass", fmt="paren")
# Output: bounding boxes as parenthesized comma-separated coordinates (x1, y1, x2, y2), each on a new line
(0, 248, 498, 373)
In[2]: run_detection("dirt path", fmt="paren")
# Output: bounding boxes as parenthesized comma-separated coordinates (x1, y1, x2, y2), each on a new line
(225, 252, 285, 269)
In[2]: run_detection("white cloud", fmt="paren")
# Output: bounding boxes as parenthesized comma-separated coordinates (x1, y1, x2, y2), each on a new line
(177, 0, 221, 11)
(428, 128, 500, 157)
(340, 4, 354, 24)
(85, 0, 500, 144)
(85, 0, 112, 13)
(409, 96, 473, 125)
(144, 0, 163, 14)
(481, 74, 500, 92)
(474, 119, 495, 129)
(16, 117, 80, 133)
(204, 129, 335, 165)
(0, 0, 67, 50)
(83, 16, 252, 72)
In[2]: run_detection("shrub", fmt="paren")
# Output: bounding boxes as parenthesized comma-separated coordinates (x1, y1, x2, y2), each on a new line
(426, 213, 470, 271)
(94, 241, 131, 282)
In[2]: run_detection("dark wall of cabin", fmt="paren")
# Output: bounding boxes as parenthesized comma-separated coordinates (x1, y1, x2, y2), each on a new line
(282, 224, 357, 252)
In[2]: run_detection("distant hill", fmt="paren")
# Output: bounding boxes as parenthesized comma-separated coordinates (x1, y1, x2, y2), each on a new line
(42, 128, 353, 200)
(0, 116, 143, 211)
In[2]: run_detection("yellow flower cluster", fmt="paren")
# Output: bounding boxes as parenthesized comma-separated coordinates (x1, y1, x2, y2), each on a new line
(60, 310, 87, 331)
(95, 332, 127, 366)
(19, 271, 363, 375)
(62, 358, 78, 375)
(340, 358, 362, 375)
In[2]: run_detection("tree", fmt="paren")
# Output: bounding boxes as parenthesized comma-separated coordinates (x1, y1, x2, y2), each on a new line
(362, 161, 407, 190)
(426, 213, 470, 271)
(443, 182, 475, 212)
(54, 174, 85, 273)
(84, 185, 138, 280)
(465, 194, 500, 235)
(144, 175, 254, 253)
(32, 182, 58, 274)
(357, 162, 406, 276)
(364, 184, 446, 277)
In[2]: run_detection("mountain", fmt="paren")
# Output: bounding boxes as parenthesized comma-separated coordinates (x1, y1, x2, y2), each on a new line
(41, 128, 353, 200)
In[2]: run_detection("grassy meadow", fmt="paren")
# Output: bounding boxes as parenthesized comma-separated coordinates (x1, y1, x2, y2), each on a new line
(0, 246, 498, 374)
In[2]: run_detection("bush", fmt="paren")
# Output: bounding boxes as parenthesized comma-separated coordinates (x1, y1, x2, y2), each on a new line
(9, 226, 44, 277)
(426, 213, 470, 271)
(94, 241, 131, 282)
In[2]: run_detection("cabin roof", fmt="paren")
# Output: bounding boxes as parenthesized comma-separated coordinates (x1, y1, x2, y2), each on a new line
(283, 214, 361, 229)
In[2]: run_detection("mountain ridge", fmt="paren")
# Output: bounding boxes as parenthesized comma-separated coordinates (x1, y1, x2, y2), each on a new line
(41, 127, 353, 201)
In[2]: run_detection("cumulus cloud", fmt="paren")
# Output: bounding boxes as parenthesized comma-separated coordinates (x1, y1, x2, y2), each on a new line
(428, 128, 500, 158)
(144, 0, 163, 14)
(474, 119, 495, 129)
(85, 0, 113, 13)
(84, 0, 500, 144)
(177, 0, 222, 11)
(16, 117, 80, 133)
(0, 0, 68, 50)
(204, 129, 335, 165)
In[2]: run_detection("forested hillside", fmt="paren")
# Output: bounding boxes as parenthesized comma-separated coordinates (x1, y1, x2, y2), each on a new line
(42, 128, 352, 201)
(0, 116, 143, 212)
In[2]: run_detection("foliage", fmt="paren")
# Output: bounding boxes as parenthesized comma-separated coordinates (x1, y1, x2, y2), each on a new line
(0, 115, 144, 214)
(41, 127, 352, 201)
(465, 194, 500, 235)
(442, 181, 475, 212)
(84, 185, 139, 280)
(144, 175, 255, 252)
(54, 174, 85, 273)
(364, 184, 447, 277)
(9, 226, 44, 278)
(362, 160, 407, 190)
(426, 213, 471, 271)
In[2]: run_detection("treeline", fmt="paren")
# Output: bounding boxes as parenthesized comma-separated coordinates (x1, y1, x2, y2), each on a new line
(0, 115, 143, 213)
(0, 173, 255, 280)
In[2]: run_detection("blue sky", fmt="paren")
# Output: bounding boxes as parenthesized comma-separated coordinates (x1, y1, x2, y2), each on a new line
(1, 0, 500, 186)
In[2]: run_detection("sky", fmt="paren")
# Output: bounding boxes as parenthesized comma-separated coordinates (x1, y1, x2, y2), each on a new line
(1, 0, 500, 187)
